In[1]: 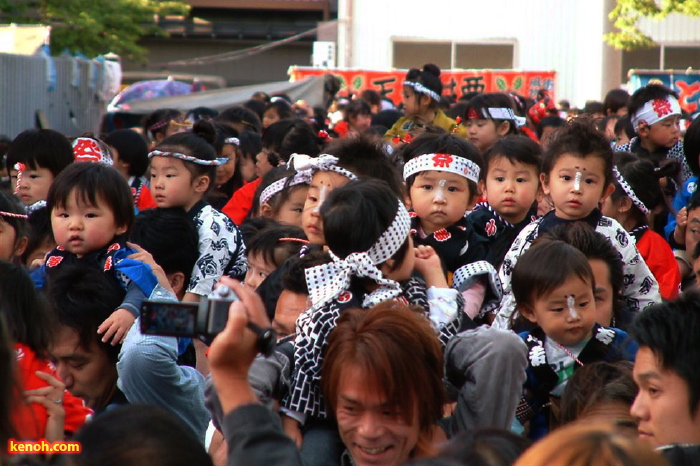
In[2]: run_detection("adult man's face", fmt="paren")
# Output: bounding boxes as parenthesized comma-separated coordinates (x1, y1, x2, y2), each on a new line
(50, 325, 118, 410)
(631, 346, 700, 448)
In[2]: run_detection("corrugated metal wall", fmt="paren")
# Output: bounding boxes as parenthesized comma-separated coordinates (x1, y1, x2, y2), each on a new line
(0, 53, 109, 139)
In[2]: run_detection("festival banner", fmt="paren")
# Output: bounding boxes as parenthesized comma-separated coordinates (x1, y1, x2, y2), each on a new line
(289, 66, 556, 105)
(628, 70, 700, 115)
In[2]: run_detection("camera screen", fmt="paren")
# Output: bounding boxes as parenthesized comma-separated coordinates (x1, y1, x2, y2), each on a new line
(141, 302, 197, 337)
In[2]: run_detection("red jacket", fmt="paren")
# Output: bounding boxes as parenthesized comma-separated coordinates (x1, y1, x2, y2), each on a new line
(222, 178, 262, 225)
(636, 229, 680, 299)
(11, 343, 92, 440)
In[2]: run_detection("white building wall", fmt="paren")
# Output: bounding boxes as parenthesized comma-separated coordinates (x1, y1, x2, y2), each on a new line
(638, 13, 700, 44)
(341, 0, 609, 107)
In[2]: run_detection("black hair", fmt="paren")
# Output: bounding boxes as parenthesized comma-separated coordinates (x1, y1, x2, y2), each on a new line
(512, 240, 595, 310)
(217, 105, 263, 134)
(536, 116, 565, 140)
(185, 106, 219, 123)
(243, 98, 266, 120)
(237, 129, 263, 161)
(583, 101, 604, 116)
(21, 206, 53, 265)
(265, 99, 293, 122)
(447, 102, 468, 121)
(371, 109, 403, 129)
(251, 167, 307, 218)
(404, 64, 443, 108)
(238, 216, 278, 245)
(71, 404, 212, 466)
(246, 224, 307, 268)
(400, 132, 483, 202)
(281, 247, 330, 295)
(609, 153, 673, 223)
(47, 162, 135, 232)
(261, 119, 321, 166)
(631, 289, 700, 415)
(103, 129, 150, 177)
(360, 89, 381, 108)
(463, 93, 520, 136)
(560, 361, 637, 427)
(46, 265, 123, 363)
(627, 84, 679, 118)
(484, 135, 542, 176)
(142, 108, 182, 143)
(684, 115, 700, 176)
(324, 135, 404, 198)
(431, 428, 531, 466)
(614, 116, 636, 141)
(603, 89, 630, 116)
(321, 179, 409, 271)
(0, 191, 28, 249)
(154, 119, 218, 190)
(130, 208, 199, 285)
(543, 117, 614, 188)
(344, 99, 371, 121)
(5, 128, 73, 178)
(541, 223, 625, 326)
(0, 261, 54, 358)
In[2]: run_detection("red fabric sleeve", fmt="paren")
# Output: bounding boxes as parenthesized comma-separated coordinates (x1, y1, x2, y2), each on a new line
(636, 230, 681, 299)
(137, 185, 158, 211)
(222, 178, 262, 225)
(11, 343, 92, 440)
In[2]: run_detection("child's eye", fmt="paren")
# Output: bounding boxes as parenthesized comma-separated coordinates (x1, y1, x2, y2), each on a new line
(292, 208, 303, 213)
(447, 186, 460, 192)
(420, 185, 433, 191)
(585, 178, 596, 185)
(85, 213, 98, 219)
(495, 177, 505, 182)
(561, 175, 571, 181)
(551, 308, 564, 313)
(516, 178, 526, 183)
(578, 301, 590, 308)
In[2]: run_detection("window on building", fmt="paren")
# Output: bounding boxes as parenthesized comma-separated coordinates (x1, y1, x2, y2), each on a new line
(622, 45, 700, 81)
(392, 41, 514, 69)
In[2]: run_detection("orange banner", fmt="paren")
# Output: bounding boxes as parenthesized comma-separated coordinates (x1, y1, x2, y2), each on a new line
(290, 66, 556, 105)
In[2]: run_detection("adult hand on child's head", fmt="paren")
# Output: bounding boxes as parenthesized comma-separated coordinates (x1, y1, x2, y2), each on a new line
(98, 308, 135, 345)
(674, 207, 688, 246)
(209, 278, 272, 413)
(24, 371, 67, 443)
(126, 241, 174, 295)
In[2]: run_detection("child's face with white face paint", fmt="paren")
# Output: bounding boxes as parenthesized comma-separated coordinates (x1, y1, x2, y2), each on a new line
(521, 274, 596, 347)
(408, 170, 471, 235)
(302, 170, 352, 245)
(541, 153, 613, 221)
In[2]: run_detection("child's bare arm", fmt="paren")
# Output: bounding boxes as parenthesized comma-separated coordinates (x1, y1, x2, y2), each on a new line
(674, 207, 688, 246)
(413, 245, 448, 288)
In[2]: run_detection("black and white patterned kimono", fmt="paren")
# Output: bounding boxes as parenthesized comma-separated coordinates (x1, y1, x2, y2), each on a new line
(492, 209, 661, 330)
(283, 277, 468, 420)
(467, 202, 538, 268)
(615, 137, 691, 183)
(187, 201, 247, 296)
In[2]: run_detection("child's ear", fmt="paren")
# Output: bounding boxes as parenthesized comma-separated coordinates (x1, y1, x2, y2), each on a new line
(478, 179, 486, 197)
(618, 196, 633, 213)
(259, 202, 273, 218)
(518, 304, 539, 324)
(539, 172, 550, 195)
(599, 183, 615, 204)
(404, 193, 412, 210)
(193, 174, 210, 193)
(115, 224, 128, 236)
(13, 236, 28, 257)
(169, 272, 186, 298)
(496, 121, 511, 137)
(636, 122, 650, 138)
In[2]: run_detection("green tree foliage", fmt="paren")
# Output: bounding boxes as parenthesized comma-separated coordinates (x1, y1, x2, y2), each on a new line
(606, 0, 700, 49)
(0, 0, 190, 61)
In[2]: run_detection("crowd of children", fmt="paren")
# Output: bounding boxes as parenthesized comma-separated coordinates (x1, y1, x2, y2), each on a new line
(1, 66, 699, 465)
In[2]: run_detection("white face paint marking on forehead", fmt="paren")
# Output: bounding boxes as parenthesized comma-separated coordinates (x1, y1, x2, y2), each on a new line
(433, 179, 447, 203)
(314, 184, 329, 212)
(567, 295, 578, 319)
(573, 171, 582, 191)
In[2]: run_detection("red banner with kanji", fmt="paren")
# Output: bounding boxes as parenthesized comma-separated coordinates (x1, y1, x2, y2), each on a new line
(289, 66, 556, 105)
